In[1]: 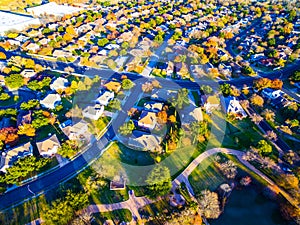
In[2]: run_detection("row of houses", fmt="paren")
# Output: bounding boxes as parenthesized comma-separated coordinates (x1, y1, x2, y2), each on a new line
(0, 134, 60, 172)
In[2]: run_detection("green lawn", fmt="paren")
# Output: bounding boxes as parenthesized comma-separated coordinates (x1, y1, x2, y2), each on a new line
(138, 199, 175, 225)
(225, 154, 269, 186)
(66, 142, 155, 203)
(88, 116, 111, 136)
(0, 195, 47, 225)
(188, 156, 226, 194)
(35, 124, 65, 142)
(93, 209, 132, 224)
(208, 111, 265, 150)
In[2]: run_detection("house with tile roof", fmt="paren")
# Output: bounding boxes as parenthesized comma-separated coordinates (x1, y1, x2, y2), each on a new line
(144, 102, 164, 112)
(82, 104, 104, 120)
(95, 91, 114, 106)
(0, 142, 33, 173)
(104, 81, 122, 93)
(223, 96, 247, 119)
(61, 120, 89, 141)
(128, 130, 162, 151)
(40, 94, 61, 109)
(50, 77, 69, 92)
(36, 134, 61, 157)
(138, 111, 157, 130)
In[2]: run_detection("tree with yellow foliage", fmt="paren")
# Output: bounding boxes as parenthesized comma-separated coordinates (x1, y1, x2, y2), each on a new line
(18, 124, 36, 137)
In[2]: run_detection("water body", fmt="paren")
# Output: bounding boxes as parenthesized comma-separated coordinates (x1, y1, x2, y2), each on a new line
(211, 186, 287, 225)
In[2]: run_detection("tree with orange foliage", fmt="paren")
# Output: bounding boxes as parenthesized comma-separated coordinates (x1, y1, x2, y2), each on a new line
(0, 127, 19, 145)
(0, 52, 6, 60)
(271, 79, 283, 89)
(157, 111, 168, 124)
(253, 78, 272, 90)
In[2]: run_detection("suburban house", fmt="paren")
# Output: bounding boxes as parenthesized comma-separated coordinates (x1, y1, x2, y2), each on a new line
(0, 142, 33, 173)
(203, 95, 220, 113)
(128, 130, 162, 151)
(262, 88, 284, 100)
(25, 43, 40, 53)
(61, 120, 89, 141)
(82, 104, 104, 120)
(36, 134, 61, 157)
(223, 96, 247, 119)
(40, 94, 62, 109)
(144, 102, 164, 112)
(50, 77, 69, 91)
(104, 81, 122, 93)
(20, 69, 37, 78)
(95, 91, 114, 106)
(183, 107, 203, 124)
(53, 50, 72, 58)
(138, 111, 157, 130)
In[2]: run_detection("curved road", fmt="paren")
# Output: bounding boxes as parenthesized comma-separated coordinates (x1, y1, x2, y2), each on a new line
(0, 28, 299, 210)
(30, 147, 298, 225)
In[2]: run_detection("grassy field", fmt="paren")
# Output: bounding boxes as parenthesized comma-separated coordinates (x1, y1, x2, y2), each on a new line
(208, 111, 265, 150)
(0, 195, 47, 225)
(188, 152, 270, 197)
(225, 154, 269, 186)
(69, 142, 155, 203)
(138, 199, 175, 225)
(188, 156, 226, 194)
(93, 209, 132, 224)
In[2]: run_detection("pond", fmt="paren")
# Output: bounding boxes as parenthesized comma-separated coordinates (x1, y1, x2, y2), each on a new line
(210, 186, 287, 225)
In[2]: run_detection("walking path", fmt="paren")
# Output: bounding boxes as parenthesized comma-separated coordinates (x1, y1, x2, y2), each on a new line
(81, 191, 153, 224)
(80, 148, 299, 224)
(28, 147, 299, 224)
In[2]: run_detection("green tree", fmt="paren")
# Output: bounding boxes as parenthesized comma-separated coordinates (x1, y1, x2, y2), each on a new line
(108, 99, 121, 110)
(0, 93, 10, 101)
(290, 71, 300, 82)
(121, 41, 129, 49)
(170, 88, 190, 109)
(145, 165, 172, 199)
(118, 120, 135, 136)
(256, 140, 272, 156)
(58, 140, 79, 159)
(20, 99, 40, 110)
(268, 38, 276, 46)
(4, 74, 24, 90)
(28, 77, 52, 91)
(0, 156, 50, 185)
(41, 199, 74, 225)
(121, 78, 134, 90)
(32, 110, 50, 129)
(65, 190, 89, 211)
(97, 38, 109, 47)
(220, 83, 231, 96)
(201, 85, 213, 94)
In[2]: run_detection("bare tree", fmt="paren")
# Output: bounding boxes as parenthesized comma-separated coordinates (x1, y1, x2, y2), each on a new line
(266, 130, 278, 141)
(251, 113, 263, 125)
